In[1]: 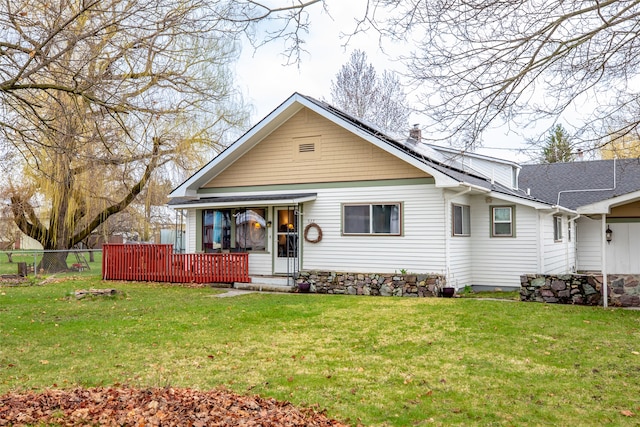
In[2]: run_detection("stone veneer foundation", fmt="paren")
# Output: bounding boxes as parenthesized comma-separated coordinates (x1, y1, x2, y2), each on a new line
(520, 273, 640, 307)
(296, 271, 446, 297)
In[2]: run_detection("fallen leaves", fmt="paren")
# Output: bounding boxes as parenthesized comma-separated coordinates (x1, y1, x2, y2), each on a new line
(0, 386, 348, 426)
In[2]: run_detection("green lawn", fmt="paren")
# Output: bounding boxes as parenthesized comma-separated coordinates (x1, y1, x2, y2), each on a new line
(0, 250, 102, 277)
(1, 278, 639, 426)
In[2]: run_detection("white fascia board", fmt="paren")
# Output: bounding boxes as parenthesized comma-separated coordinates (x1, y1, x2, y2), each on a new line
(577, 190, 640, 215)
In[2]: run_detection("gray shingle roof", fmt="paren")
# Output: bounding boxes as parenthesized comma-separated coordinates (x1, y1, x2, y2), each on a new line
(519, 159, 640, 210)
(300, 94, 538, 203)
(171, 92, 545, 207)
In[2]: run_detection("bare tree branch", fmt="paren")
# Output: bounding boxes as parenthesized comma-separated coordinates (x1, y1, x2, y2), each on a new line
(363, 0, 640, 150)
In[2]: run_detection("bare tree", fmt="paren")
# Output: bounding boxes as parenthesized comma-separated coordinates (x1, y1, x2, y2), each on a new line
(357, 0, 640, 149)
(330, 49, 410, 133)
(0, 0, 323, 271)
(0, 202, 18, 262)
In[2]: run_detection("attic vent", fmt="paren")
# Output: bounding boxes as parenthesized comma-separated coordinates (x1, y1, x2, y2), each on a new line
(299, 143, 315, 153)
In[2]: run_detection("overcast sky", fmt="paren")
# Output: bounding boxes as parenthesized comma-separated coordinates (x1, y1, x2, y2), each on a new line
(234, 1, 535, 162)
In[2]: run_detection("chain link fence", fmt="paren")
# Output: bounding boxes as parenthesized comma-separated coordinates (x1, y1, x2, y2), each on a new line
(0, 249, 103, 277)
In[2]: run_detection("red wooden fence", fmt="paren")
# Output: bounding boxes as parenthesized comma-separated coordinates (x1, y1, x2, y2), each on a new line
(102, 244, 250, 284)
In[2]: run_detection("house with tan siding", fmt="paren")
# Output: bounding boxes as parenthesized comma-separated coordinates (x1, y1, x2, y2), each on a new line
(169, 93, 579, 290)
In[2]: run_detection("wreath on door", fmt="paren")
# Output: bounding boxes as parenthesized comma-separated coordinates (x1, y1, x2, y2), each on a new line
(303, 223, 323, 243)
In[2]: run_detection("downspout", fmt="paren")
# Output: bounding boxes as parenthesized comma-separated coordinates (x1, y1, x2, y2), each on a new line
(443, 185, 473, 289)
(569, 214, 581, 273)
(602, 215, 608, 308)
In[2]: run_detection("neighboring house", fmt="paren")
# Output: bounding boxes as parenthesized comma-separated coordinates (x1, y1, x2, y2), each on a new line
(169, 93, 579, 290)
(520, 159, 640, 276)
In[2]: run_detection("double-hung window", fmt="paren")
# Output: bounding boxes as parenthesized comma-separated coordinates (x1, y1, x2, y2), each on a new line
(452, 204, 471, 236)
(491, 206, 514, 237)
(553, 216, 563, 242)
(343, 203, 401, 235)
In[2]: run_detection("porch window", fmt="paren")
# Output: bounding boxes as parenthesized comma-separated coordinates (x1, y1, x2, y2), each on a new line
(452, 204, 471, 236)
(554, 215, 563, 242)
(235, 208, 267, 251)
(343, 203, 401, 235)
(491, 206, 514, 237)
(203, 209, 231, 252)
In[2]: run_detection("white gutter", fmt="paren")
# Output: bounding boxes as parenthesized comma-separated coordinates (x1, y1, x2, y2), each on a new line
(460, 182, 491, 194)
(545, 207, 561, 217)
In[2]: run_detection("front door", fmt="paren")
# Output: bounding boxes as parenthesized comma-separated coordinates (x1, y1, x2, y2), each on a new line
(274, 207, 299, 274)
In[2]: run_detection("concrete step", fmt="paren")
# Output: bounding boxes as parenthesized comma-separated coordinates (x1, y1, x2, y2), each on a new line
(248, 275, 293, 286)
(233, 275, 296, 293)
(233, 282, 294, 293)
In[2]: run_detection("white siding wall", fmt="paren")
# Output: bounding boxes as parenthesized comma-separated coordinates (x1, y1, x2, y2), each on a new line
(447, 193, 473, 288)
(465, 157, 516, 189)
(248, 253, 272, 276)
(301, 183, 446, 274)
(469, 198, 540, 289)
(186, 209, 197, 254)
(542, 214, 574, 274)
(605, 223, 640, 274)
(576, 217, 602, 271)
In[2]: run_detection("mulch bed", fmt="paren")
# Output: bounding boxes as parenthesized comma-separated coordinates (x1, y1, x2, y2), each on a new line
(0, 386, 349, 426)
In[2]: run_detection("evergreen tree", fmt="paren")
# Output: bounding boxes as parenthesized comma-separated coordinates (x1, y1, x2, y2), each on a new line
(542, 124, 573, 163)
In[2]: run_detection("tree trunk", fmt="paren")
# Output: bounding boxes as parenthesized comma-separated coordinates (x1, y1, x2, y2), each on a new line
(89, 251, 95, 262)
(39, 251, 69, 273)
(6, 252, 13, 263)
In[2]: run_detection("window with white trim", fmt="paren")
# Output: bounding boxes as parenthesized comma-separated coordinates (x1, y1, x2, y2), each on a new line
(452, 204, 470, 236)
(343, 203, 401, 235)
(491, 206, 514, 237)
(553, 216, 563, 242)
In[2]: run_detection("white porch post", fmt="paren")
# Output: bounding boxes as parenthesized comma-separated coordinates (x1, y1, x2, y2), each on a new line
(601, 215, 608, 308)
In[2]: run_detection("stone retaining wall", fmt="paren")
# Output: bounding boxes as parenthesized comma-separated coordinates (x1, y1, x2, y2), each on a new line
(520, 274, 640, 307)
(296, 271, 446, 297)
(520, 274, 602, 305)
(608, 274, 640, 307)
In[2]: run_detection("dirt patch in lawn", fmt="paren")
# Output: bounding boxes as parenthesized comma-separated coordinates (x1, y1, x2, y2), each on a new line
(0, 386, 348, 426)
